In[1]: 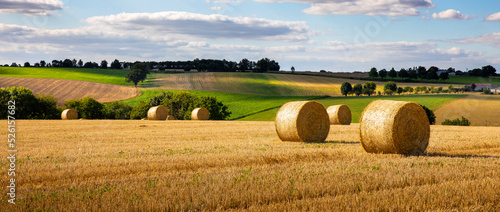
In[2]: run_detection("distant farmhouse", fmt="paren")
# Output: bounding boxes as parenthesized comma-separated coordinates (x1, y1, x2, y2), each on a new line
(472, 83, 492, 91)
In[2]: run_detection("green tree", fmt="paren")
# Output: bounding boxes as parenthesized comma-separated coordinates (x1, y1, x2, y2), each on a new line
(340, 82, 352, 96)
(398, 68, 409, 79)
(291, 66, 295, 74)
(427, 66, 439, 80)
(238, 58, 250, 72)
(78, 59, 83, 67)
(439, 72, 449, 81)
(378, 69, 388, 79)
(417, 66, 427, 79)
(397, 87, 403, 95)
(196, 96, 232, 120)
(105, 101, 133, 119)
(408, 68, 418, 80)
(482, 65, 496, 77)
(110, 59, 122, 69)
(388, 68, 397, 78)
(419, 104, 436, 125)
(24, 62, 31, 67)
(0, 87, 62, 119)
(369, 67, 378, 78)
(100, 60, 108, 69)
(64, 97, 105, 119)
(363, 81, 376, 96)
(126, 63, 150, 87)
(384, 81, 397, 93)
(353, 84, 363, 96)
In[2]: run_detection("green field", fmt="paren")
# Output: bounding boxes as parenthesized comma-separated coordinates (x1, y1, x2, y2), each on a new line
(122, 90, 465, 121)
(0, 67, 133, 85)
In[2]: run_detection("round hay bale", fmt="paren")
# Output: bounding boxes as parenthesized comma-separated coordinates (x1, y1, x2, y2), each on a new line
(191, 107, 209, 120)
(61, 109, 78, 120)
(275, 101, 330, 142)
(327, 105, 351, 125)
(166, 115, 175, 120)
(147, 105, 168, 120)
(359, 100, 430, 154)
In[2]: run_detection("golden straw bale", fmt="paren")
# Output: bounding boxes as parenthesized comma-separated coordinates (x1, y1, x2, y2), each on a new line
(359, 100, 430, 154)
(61, 109, 78, 120)
(327, 105, 352, 125)
(275, 101, 330, 142)
(147, 105, 168, 120)
(166, 115, 175, 120)
(191, 107, 210, 120)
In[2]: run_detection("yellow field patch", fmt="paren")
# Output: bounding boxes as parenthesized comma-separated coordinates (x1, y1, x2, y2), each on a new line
(435, 94, 500, 126)
(2, 120, 499, 211)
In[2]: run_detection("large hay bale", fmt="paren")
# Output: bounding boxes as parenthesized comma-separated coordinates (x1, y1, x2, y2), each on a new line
(166, 115, 175, 120)
(61, 109, 78, 120)
(191, 107, 209, 120)
(147, 105, 168, 120)
(275, 101, 330, 142)
(327, 105, 351, 125)
(359, 100, 430, 154)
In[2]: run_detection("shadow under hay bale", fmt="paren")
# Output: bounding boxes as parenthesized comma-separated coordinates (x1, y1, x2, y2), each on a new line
(275, 101, 330, 143)
(192, 107, 209, 120)
(147, 105, 168, 121)
(61, 109, 78, 120)
(327, 104, 351, 125)
(359, 100, 430, 155)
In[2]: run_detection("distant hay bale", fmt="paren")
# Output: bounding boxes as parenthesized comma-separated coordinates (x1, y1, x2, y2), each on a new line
(61, 109, 78, 120)
(327, 105, 351, 125)
(166, 115, 175, 120)
(191, 107, 209, 120)
(359, 100, 430, 154)
(275, 101, 330, 142)
(147, 105, 168, 120)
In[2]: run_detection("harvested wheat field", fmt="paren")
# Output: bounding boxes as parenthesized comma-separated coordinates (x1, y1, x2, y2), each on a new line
(1, 120, 499, 211)
(0, 77, 137, 105)
(435, 94, 500, 126)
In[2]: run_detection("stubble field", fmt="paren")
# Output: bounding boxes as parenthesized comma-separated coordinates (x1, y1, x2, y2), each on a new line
(1, 120, 499, 211)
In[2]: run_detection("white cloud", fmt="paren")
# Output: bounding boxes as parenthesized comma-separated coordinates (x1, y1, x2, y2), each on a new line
(485, 12, 500, 22)
(432, 9, 472, 20)
(452, 32, 500, 48)
(0, 0, 63, 16)
(84, 11, 309, 42)
(254, 0, 435, 16)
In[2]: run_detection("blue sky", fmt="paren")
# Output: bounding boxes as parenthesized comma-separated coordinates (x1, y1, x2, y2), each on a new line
(0, 0, 499, 72)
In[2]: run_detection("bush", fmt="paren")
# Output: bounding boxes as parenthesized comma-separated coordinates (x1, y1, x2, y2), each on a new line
(442, 116, 471, 126)
(130, 91, 231, 120)
(0, 86, 62, 119)
(65, 97, 105, 119)
(419, 104, 435, 125)
(105, 101, 133, 119)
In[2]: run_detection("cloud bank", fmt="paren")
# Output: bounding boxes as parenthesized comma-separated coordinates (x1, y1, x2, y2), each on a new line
(254, 0, 435, 16)
(0, 0, 63, 16)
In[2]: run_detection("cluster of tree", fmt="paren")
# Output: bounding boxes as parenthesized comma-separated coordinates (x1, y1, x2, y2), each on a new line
(341, 81, 473, 97)
(1, 87, 232, 120)
(368, 65, 497, 81)
(442, 116, 471, 126)
(130, 91, 231, 120)
(7, 57, 281, 73)
(0, 87, 62, 119)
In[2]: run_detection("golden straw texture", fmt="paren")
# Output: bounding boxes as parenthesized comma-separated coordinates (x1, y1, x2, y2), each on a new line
(191, 107, 210, 120)
(275, 101, 330, 142)
(166, 115, 175, 120)
(61, 109, 78, 120)
(147, 106, 168, 121)
(327, 105, 352, 125)
(359, 100, 430, 154)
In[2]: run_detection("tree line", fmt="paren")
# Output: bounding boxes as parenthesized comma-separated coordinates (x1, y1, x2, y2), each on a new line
(5, 57, 281, 73)
(340, 81, 473, 97)
(368, 65, 497, 81)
